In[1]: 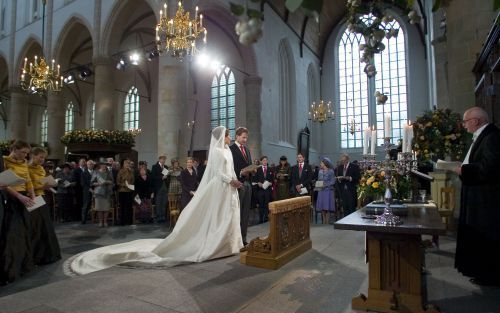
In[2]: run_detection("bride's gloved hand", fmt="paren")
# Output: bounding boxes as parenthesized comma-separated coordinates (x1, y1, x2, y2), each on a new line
(230, 180, 243, 189)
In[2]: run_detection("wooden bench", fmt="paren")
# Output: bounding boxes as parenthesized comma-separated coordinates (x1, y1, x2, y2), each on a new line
(240, 196, 312, 270)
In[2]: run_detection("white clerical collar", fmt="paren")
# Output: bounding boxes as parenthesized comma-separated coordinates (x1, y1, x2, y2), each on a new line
(473, 124, 488, 141)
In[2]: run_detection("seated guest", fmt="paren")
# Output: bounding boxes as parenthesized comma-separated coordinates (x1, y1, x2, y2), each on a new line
(135, 167, 153, 223)
(253, 156, 274, 223)
(315, 158, 336, 224)
(28, 147, 61, 264)
(0, 140, 34, 285)
(180, 157, 199, 209)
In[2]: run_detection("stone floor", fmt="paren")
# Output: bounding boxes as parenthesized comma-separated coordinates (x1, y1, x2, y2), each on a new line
(0, 219, 499, 313)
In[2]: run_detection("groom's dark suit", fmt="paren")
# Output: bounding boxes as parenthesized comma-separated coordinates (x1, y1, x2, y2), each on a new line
(230, 143, 252, 245)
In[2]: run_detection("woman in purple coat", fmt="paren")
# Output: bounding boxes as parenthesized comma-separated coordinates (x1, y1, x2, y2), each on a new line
(315, 157, 336, 224)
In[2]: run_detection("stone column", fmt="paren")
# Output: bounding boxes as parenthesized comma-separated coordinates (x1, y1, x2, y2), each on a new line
(47, 91, 65, 161)
(8, 88, 29, 141)
(93, 57, 115, 130)
(157, 60, 186, 160)
(244, 76, 262, 159)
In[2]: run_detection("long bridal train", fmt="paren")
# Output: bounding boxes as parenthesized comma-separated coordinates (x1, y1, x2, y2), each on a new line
(71, 126, 242, 275)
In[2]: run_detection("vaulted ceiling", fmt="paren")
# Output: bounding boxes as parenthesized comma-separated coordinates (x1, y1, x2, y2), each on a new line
(266, 0, 348, 63)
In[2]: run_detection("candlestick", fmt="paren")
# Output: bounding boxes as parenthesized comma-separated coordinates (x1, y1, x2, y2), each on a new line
(384, 114, 391, 138)
(370, 126, 377, 155)
(402, 123, 408, 153)
(406, 121, 413, 154)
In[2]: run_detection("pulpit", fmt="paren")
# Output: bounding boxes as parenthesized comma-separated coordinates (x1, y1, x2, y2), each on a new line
(240, 196, 312, 270)
(334, 204, 445, 313)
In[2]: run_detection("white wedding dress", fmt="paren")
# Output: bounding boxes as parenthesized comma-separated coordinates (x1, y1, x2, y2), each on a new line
(71, 126, 243, 275)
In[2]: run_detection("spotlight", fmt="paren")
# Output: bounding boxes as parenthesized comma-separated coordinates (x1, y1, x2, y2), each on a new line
(196, 52, 209, 68)
(63, 72, 75, 84)
(116, 57, 128, 70)
(210, 60, 221, 71)
(77, 66, 92, 80)
(147, 49, 160, 61)
(129, 52, 140, 65)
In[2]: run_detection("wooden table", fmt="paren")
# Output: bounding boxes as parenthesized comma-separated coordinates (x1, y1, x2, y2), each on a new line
(334, 204, 446, 313)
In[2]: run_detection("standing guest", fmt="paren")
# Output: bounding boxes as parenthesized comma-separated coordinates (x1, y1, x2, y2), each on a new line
(315, 158, 336, 224)
(229, 127, 253, 246)
(55, 163, 74, 222)
(116, 159, 135, 225)
(197, 159, 207, 183)
(80, 160, 95, 224)
(91, 163, 114, 227)
(167, 159, 182, 214)
(134, 167, 153, 223)
(151, 155, 168, 222)
(253, 156, 274, 223)
(71, 158, 86, 222)
(336, 154, 360, 216)
(274, 156, 291, 200)
(180, 157, 199, 209)
(28, 147, 61, 264)
(453, 106, 500, 286)
(0, 140, 35, 284)
(290, 153, 313, 197)
(192, 158, 199, 176)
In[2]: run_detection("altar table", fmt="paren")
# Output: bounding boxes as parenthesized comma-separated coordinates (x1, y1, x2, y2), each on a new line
(334, 204, 445, 313)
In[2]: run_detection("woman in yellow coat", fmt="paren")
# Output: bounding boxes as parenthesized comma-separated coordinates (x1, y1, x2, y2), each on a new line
(28, 147, 61, 265)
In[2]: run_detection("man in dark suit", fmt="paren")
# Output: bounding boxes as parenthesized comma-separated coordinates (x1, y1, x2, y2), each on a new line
(80, 160, 95, 224)
(290, 153, 313, 197)
(336, 154, 360, 216)
(71, 158, 86, 221)
(253, 156, 274, 223)
(454, 106, 500, 286)
(151, 155, 168, 222)
(230, 127, 253, 246)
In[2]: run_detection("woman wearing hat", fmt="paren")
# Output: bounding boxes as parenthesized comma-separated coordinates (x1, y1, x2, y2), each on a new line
(274, 156, 291, 200)
(315, 157, 336, 224)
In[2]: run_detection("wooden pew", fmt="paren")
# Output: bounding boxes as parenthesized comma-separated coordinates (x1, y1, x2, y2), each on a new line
(240, 196, 312, 269)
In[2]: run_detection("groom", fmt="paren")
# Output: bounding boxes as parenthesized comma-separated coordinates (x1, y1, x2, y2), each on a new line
(230, 127, 253, 246)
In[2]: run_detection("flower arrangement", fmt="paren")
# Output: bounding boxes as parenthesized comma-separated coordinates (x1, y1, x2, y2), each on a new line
(358, 165, 411, 202)
(412, 108, 471, 162)
(60, 129, 137, 146)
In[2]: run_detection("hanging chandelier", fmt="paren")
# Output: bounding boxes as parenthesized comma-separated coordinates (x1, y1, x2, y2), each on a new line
(155, 1, 207, 60)
(20, 56, 62, 93)
(19, 0, 63, 94)
(309, 100, 334, 123)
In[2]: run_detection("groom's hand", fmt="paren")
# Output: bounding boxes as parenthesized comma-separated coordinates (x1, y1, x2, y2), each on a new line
(230, 180, 243, 188)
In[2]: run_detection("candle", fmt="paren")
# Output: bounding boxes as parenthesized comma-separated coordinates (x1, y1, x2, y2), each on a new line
(371, 126, 377, 155)
(51, 59, 55, 71)
(57, 64, 60, 76)
(23, 57, 27, 70)
(34, 55, 38, 66)
(200, 14, 203, 28)
(164, 2, 167, 15)
(30, 62, 33, 72)
(406, 121, 413, 153)
(363, 127, 371, 155)
(384, 114, 391, 138)
(160, 9, 162, 19)
(402, 123, 408, 153)
(189, 22, 192, 36)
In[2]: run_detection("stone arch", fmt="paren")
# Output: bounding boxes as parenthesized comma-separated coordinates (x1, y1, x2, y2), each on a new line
(53, 14, 93, 63)
(0, 52, 9, 91)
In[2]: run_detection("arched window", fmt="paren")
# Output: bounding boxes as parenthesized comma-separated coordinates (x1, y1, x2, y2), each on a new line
(211, 65, 235, 138)
(89, 102, 95, 130)
(337, 16, 408, 149)
(65, 102, 74, 132)
(124, 86, 139, 130)
(278, 40, 295, 143)
(40, 109, 48, 143)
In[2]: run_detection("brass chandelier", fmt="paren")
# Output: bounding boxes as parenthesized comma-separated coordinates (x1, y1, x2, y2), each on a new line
(309, 100, 334, 123)
(155, 1, 207, 60)
(20, 0, 63, 94)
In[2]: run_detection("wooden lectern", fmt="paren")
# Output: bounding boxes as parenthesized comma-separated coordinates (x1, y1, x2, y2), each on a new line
(240, 196, 312, 270)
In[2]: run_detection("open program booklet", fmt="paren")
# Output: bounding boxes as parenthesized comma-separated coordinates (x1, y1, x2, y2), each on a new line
(435, 159, 462, 171)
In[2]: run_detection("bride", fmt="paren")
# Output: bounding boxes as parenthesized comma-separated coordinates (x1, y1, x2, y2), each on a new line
(71, 126, 243, 275)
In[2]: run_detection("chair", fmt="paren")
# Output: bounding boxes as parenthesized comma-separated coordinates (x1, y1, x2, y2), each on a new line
(168, 193, 181, 228)
(438, 187, 455, 230)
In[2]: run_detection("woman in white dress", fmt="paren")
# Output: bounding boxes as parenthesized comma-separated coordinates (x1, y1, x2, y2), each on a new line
(71, 126, 243, 275)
